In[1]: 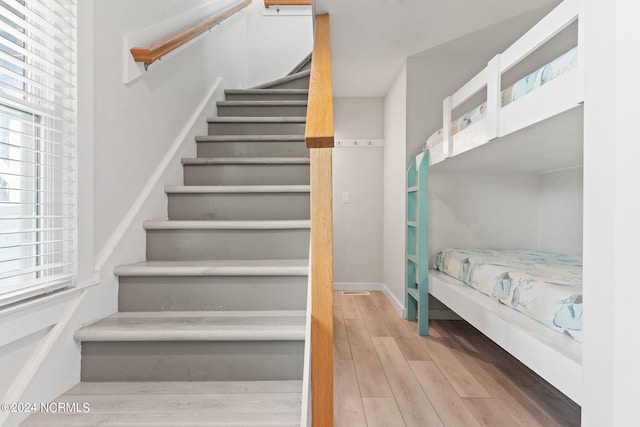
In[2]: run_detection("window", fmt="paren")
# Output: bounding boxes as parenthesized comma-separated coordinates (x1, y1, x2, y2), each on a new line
(0, 0, 77, 306)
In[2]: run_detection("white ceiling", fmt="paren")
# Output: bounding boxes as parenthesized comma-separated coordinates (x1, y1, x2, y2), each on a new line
(314, 0, 562, 97)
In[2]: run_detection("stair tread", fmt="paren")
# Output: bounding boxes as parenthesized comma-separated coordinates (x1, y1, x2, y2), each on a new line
(207, 116, 306, 123)
(224, 88, 308, 95)
(182, 157, 310, 165)
(114, 259, 309, 277)
(23, 380, 302, 425)
(217, 100, 307, 107)
(67, 380, 303, 395)
(252, 69, 311, 89)
(143, 219, 310, 230)
(24, 412, 301, 426)
(165, 184, 310, 194)
(195, 134, 305, 142)
(75, 310, 306, 342)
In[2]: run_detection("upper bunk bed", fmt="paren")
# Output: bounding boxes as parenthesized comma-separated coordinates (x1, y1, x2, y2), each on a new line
(407, 0, 584, 405)
(419, 0, 583, 174)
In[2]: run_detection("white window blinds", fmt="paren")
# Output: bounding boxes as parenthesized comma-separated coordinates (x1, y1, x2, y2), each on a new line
(0, 0, 77, 307)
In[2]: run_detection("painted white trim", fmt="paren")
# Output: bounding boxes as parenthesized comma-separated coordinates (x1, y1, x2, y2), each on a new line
(300, 245, 312, 427)
(93, 78, 223, 274)
(0, 290, 86, 426)
(0, 280, 98, 321)
(381, 284, 407, 318)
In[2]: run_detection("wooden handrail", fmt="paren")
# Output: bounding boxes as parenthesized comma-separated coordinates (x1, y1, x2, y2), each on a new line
(305, 15, 334, 149)
(130, 0, 251, 69)
(264, 0, 311, 7)
(306, 13, 334, 427)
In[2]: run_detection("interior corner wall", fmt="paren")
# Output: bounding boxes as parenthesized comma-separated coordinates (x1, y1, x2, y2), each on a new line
(333, 98, 384, 288)
(244, 1, 313, 87)
(383, 64, 407, 313)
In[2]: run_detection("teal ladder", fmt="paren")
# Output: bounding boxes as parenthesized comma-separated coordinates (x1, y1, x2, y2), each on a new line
(406, 151, 429, 336)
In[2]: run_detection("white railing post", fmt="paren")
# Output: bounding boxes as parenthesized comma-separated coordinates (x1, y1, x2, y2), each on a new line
(486, 54, 502, 140)
(443, 96, 452, 158)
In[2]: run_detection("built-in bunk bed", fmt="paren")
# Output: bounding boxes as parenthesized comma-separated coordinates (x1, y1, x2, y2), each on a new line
(406, 0, 583, 404)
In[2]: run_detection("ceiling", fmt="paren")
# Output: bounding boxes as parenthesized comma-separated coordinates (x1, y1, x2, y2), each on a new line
(314, 0, 562, 97)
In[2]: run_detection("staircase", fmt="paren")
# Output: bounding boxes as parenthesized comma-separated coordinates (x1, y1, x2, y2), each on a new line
(23, 68, 312, 426)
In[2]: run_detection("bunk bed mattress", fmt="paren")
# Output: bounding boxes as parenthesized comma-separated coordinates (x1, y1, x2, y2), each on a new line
(432, 248, 582, 342)
(424, 47, 578, 150)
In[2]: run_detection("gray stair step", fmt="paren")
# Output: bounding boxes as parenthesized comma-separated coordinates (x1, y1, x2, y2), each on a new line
(23, 380, 302, 426)
(253, 70, 310, 90)
(224, 88, 308, 101)
(144, 220, 310, 261)
(75, 311, 306, 342)
(182, 157, 310, 185)
(118, 274, 308, 312)
(24, 412, 301, 426)
(165, 185, 310, 220)
(67, 380, 303, 394)
(217, 100, 307, 117)
(114, 259, 309, 277)
(77, 311, 305, 382)
(208, 117, 306, 136)
(195, 134, 308, 158)
(116, 260, 308, 312)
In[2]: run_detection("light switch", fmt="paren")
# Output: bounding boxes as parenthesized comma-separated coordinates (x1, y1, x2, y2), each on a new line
(342, 192, 351, 203)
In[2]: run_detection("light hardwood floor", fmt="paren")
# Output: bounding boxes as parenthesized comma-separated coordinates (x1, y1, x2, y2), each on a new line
(333, 291, 581, 427)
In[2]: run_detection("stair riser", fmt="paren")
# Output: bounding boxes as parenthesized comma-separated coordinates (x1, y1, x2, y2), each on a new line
(146, 229, 310, 261)
(183, 164, 310, 186)
(197, 141, 309, 158)
(81, 341, 304, 381)
(208, 121, 305, 136)
(118, 275, 308, 311)
(263, 76, 310, 90)
(167, 193, 310, 220)
(217, 105, 307, 117)
(224, 92, 308, 101)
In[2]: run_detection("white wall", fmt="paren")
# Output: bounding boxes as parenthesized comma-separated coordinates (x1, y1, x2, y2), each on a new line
(429, 169, 583, 258)
(93, 0, 248, 258)
(382, 65, 408, 313)
(332, 98, 384, 287)
(428, 172, 540, 257)
(245, 2, 313, 87)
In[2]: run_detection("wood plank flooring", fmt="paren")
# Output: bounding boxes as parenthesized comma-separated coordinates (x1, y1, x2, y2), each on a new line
(334, 291, 581, 427)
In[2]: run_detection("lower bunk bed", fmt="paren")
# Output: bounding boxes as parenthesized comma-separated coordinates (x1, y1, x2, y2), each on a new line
(424, 248, 582, 404)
